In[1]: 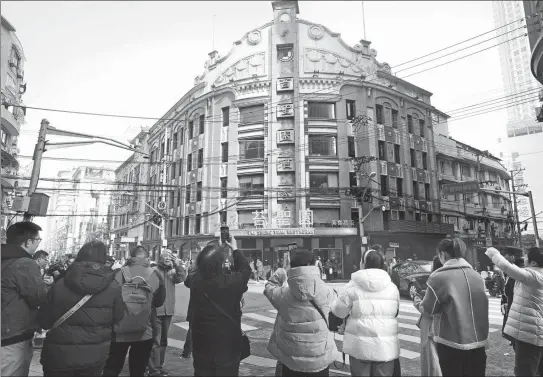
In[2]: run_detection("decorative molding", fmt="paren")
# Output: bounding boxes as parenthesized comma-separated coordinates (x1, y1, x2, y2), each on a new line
(233, 80, 271, 98)
(304, 48, 370, 77)
(308, 24, 325, 40)
(214, 52, 266, 86)
(247, 30, 262, 46)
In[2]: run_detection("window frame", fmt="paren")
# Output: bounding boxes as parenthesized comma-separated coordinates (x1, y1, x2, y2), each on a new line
(222, 107, 230, 127)
(239, 174, 265, 196)
(199, 115, 205, 135)
(197, 148, 204, 169)
(239, 139, 265, 160)
(188, 121, 194, 140)
(222, 142, 229, 162)
(308, 102, 336, 120)
(346, 100, 356, 120)
(308, 135, 337, 157)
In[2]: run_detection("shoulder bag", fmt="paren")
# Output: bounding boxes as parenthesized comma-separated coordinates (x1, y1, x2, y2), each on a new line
(204, 293, 250, 361)
(309, 299, 347, 369)
(50, 294, 93, 330)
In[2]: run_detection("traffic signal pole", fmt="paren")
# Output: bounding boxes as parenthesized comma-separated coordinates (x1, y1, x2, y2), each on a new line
(510, 170, 523, 247)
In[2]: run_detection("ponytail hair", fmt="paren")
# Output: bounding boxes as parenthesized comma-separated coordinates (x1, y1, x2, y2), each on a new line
(364, 250, 386, 271)
(437, 237, 467, 259)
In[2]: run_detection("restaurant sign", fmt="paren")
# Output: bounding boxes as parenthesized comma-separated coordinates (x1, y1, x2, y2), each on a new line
(247, 228, 315, 236)
(442, 180, 480, 196)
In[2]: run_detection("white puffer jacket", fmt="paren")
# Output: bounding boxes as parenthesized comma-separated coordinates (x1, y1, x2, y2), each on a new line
(486, 248, 543, 347)
(331, 268, 400, 362)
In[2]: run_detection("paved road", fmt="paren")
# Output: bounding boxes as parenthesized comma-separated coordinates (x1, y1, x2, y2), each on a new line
(29, 280, 507, 376)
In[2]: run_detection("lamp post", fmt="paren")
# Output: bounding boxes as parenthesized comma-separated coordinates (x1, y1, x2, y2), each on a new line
(359, 171, 377, 252)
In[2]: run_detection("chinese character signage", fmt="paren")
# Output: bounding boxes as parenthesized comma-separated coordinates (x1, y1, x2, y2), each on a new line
(277, 78, 294, 92)
(277, 103, 294, 118)
(299, 210, 314, 228)
(252, 210, 269, 228)
(274, 210, 291, 228)
(442, 181, 480, 196)
(277, 129, 294, 144)
(277, 158, 294, 172)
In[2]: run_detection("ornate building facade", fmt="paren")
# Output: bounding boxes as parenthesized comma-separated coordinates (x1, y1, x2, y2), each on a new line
(139, 1, 454, 275)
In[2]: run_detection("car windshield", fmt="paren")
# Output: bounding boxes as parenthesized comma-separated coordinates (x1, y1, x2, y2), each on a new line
(419, 263, 432, 272)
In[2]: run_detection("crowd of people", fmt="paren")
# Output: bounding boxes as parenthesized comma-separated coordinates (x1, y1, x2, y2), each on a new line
(2, 220, 543, 377)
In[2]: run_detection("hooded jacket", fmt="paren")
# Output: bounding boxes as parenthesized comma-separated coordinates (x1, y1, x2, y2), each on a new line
(1, 244, 48, 346)
(155, 254, 186, 316)
(331, 268, 400, 362)
(112, 257, 165, 342)
(420, 258, 489, 350)
(264, 266, 340, 373)
(37, 261, 125, 371)
(486, 248, 543, 347)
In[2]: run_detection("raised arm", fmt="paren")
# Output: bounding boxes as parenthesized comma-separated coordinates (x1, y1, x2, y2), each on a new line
(486, 247, 541, 287)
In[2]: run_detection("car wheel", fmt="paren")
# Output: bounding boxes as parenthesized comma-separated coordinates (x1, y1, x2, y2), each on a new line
(409, 284, 418, 301)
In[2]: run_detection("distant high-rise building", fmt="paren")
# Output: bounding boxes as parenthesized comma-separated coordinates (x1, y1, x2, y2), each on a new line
(492, 0, 543, 235)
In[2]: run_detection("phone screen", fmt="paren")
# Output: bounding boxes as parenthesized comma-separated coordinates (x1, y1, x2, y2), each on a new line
(220, 226, 231, 244)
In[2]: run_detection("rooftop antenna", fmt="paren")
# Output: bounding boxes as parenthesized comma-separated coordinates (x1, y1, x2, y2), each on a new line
(361, 2, 367, 39)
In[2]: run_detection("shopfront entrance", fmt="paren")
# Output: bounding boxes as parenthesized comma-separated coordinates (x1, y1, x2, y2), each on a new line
(314, 248, 343, 279)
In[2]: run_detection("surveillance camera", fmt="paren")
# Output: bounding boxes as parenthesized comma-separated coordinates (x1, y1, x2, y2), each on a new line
(382, 206, 386, 211)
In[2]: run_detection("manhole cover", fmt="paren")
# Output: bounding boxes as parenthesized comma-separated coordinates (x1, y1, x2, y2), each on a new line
(247, 329, 273, 339)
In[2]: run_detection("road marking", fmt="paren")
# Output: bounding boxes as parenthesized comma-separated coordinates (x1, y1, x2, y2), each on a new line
(398, 314, 419, 321)
(269, 309, 278, 314)
(244, 312, 276, 324)
(174, 321, 259, 332)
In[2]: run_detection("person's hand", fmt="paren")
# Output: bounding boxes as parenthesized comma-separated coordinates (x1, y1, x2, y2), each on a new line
(52, 271, 60, 278)
(224, 235, 238, 251)
(485, 247, 500, 259)
(501, 303, 507, 315)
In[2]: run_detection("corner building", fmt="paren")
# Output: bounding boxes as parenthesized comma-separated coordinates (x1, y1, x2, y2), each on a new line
(142, 1, 453, 275)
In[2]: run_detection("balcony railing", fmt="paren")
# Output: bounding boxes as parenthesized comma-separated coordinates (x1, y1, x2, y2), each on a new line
(384, 220, 455, 234)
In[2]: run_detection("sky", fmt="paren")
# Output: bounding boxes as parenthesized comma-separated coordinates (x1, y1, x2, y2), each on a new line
(2, 0, 518, 229)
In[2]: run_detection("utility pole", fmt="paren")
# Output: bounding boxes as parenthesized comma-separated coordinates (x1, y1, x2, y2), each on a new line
(24, 119, 49, 221)
(528, 191, 540, 247)
(510, 169, 524, 247)
(160, 125, 171, 250)
(476, 151, 490, 239)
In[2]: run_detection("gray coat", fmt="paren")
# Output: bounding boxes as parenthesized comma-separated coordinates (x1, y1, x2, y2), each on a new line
(154, 263, 186, 316)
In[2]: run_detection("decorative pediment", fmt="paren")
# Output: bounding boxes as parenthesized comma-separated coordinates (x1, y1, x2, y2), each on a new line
(233, 80, 271, 98)
(304, 48, 371, 77)
(214, 52, 266, 86)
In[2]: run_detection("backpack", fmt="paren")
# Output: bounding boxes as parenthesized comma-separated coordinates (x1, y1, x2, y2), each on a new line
(114, 267, 154, 334)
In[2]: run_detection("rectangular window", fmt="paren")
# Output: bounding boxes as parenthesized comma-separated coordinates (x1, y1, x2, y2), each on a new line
(389, 176, 397, 197)
(309, 173, 339, 191)
(185, 185, 191, 204)
(222, 107, 230, 127)
(197, 149, 203, 168)
(169, 219, 174, 237)
(178, 158, 183, 177)
(346, 100, 356, 120)
(195, 215, 201, 234)
(199, 115, 205, 135)
(180, 129, 184, 145)
(425, 183, 431, 200)
(221, 178, 228, 198)
(177, 188, 182, 207)
(394, 144, 401, 164)
(347, 136, 355, 158)
(378, 141, 386, 161)
(197, 182, 202, 201)
(462, 165, 471, 177)
(349, 172, 357, 187)
(172, 132, 178, 150)
(171, 162, 177, 179)
(239, 175, 264, 196)
(188, 121, 194, 139)
(397, 177, 403, 197)
(422, 152, 428, 170)
(177, 217, 182, 235)
(419, 119, 425, 137)
(187, 153, 192, 171)
(384, 105, 392, 126)
(376, 104, 383, 124)
(222, 143, 228, 162)
(160, 141, 165, 159)
(386, 142, 395, 163)
(380, 175, 388, 196)
(416, 151, 422, 169)
(439, 160, 445, 173)
(239, 139, 264, 159)
(308, 102, 336, 119)
(392, 109, 399, 129)
(407, 115, 413, 134)
(410, 148, 416, 168)
(240, 105, 265, 124)
(309, 136, 337, 156)
(413, 181, 419, 200)
(463, 194, 472, 203)
(238, 210, 255, 226)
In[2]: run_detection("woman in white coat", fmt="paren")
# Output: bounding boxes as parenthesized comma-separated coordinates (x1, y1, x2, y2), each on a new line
(331, 249, 400, 376)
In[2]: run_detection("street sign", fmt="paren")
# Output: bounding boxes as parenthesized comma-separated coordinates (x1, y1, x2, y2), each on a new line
(442, 180, 480, 196)
(389, 242, 399, 248)
(157, 201, 166, 210)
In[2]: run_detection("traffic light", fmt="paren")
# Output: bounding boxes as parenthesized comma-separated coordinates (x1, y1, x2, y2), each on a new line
(151, 214, 162, 226)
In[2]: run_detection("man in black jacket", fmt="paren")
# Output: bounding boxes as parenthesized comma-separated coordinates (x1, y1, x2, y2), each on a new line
(1, 222, 48, 377)
(181, 263, 196, 359)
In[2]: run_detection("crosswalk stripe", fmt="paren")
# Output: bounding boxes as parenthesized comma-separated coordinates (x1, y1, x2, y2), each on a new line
(399, 322, 420, 331)
(174, 321, 259, 332)
(244, 312, 276, 324)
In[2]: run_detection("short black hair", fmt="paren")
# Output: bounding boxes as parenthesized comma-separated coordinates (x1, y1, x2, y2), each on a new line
(364, 250, 386, 270)
(290, 249, 315, 268)
(432, 255, 443, 272)
(6, 222, 42, 246)
(527, 247, 543, 267)
(196, 244, 227, 279)
(131, 246, 148, 258)
(33, 250, 49, 260)
(437, 238, 467, 259)
(76, 241, 107, 264)
(371, 244, 384, 253)
(503, 247, 521, 257)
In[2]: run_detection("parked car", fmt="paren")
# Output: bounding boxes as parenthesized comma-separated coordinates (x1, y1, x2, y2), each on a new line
(390, 260, 432, 300)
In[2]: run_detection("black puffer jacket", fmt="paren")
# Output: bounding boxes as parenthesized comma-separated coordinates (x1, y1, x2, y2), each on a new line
(38, 261, 125, 371)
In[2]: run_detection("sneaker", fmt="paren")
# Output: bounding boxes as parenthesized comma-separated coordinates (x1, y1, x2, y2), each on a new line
(181, 354, 192, 359)
(159, 370, 170, 377)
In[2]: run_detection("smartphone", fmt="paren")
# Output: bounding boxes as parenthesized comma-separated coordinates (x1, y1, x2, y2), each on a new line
(220, 226, 231, 244)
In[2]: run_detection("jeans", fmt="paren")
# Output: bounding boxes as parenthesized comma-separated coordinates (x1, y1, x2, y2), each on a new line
(437, 343, 486, 377)
(182, 324, 192, 357)
(349, 356, 394, 376)
(275, 361, 283, 376)
(193, 361, 240, 376)
(1, 339, 34, 377)
(102, 339, 154, 377)
(282, 365, 329, 376)
(148, 315, 172, 375)
(514, 339, 543, 376)
(44, 364, 104, 377)
(393, 358, 401, 377)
